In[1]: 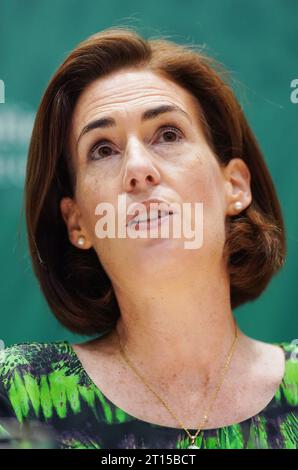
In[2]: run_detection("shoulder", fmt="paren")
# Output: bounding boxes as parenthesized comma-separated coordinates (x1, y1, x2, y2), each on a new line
(0, 340, 85, 423)
(278, 340, 298, 360)
(272, 340, 298, 375)
(0, 341, 73, 390)
(273, 340, 298, 377)
(0, 340, 69, 367)
(274, 340, 298, 408)
(279, 340, 298, 382)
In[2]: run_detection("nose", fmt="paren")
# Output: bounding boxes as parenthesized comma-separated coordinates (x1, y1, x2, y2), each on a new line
(122, 138, 161, 192)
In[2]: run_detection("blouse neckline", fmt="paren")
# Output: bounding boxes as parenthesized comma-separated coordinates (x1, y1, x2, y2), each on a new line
(65, 340, 288, 433)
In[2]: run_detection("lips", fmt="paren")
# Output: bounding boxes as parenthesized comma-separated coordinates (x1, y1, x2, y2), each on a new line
(126, 198, 175, 227)
(128, 210, 173, 227)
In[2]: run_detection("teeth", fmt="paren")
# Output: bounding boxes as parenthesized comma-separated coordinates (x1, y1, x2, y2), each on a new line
(129, 210, 171, 226)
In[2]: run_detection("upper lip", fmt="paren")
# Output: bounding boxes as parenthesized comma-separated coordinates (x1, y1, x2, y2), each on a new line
(126, 198, 175, 226)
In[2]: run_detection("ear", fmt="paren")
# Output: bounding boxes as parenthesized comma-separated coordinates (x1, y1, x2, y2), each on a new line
(60, 197, 93, 249)
(222, 158, 252, 216)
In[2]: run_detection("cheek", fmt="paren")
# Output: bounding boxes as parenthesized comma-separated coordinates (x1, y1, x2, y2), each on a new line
(184, 158, 226, 249)
(75, 173, 125, 252)
(183, 157, 219, 208)
(75, 174, 108, 235)
(202, 169, 226, 253)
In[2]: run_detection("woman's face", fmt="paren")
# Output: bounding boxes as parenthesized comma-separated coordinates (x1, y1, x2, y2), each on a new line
(61, 68, 251, 287)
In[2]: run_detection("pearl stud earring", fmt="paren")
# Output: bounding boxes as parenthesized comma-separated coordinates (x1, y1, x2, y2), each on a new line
(77, 235, 85, 246)
(234, 201, 243, 211)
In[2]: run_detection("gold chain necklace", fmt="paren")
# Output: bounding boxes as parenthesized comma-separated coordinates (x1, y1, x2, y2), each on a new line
(116, 317, 238, 449)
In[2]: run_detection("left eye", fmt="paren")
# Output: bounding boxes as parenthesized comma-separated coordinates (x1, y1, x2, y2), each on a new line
(156, 126, 183, 144)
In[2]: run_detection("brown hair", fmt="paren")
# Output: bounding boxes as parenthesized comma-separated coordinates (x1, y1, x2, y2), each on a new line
(24, 26, 286, 335)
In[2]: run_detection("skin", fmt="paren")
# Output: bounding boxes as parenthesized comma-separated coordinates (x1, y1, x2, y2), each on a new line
(60, 68, 285, 429)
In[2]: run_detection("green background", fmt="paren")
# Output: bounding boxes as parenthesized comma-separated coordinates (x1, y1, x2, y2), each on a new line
(0, 0, 297, 348)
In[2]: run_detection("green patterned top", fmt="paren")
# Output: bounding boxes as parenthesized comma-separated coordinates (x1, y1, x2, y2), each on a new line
(0, 340, 297, 449)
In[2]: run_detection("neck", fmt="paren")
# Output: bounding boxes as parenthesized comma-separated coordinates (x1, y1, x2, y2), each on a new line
(111, 266, 241, 387)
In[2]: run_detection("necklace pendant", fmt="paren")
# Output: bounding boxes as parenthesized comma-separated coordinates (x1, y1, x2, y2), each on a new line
(188, 436, 199, 449)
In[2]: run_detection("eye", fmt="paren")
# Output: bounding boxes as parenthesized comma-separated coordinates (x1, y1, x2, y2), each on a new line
(88, 139, 116, 161)
(87, 125, 184, 161)
(155, 125, 183, 144)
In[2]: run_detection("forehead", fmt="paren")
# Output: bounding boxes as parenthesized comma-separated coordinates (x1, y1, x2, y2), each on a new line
(70, 68, 200, 133)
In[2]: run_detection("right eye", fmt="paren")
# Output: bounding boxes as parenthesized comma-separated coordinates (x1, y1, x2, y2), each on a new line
(88, 140, 117, 161)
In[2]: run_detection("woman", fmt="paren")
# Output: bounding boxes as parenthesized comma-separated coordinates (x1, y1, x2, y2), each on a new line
(0, 27, 297, 450)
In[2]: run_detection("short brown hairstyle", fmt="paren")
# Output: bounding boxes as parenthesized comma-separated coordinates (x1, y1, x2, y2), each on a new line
(24, 26, 286, 335)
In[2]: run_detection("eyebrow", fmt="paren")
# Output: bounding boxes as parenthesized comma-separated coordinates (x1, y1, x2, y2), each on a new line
(76, 104, 192, 149)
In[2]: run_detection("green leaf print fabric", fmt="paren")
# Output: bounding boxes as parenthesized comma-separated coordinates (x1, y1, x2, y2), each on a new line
(0, 340, 297, 449)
